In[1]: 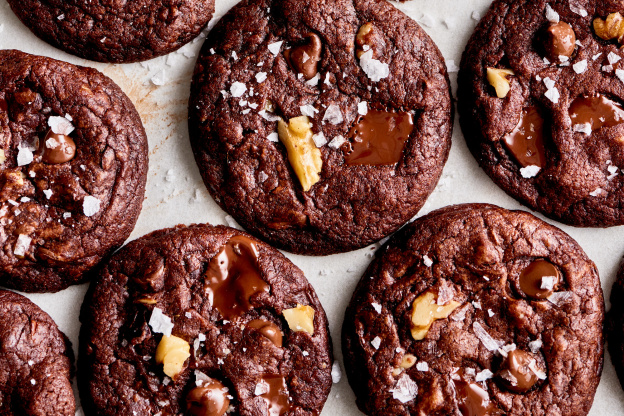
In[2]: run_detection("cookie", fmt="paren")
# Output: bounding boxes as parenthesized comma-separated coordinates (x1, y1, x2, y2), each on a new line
(7, 0, 215, 63)
(78, 224, 333, 415)
(607, 260, 624, 391)
(0, 289, 75, 415)
(342, 204, 604, 416)
(0, 50, 148, 292)
(188, 0, 452, 255)
(458, 0, 624, 227)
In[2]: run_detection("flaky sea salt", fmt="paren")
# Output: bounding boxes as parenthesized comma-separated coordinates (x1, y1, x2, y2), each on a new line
(544, 86, 560, 103)
(256, 72, 267, 83)
(312, 132, 327, 147)
(300, 104, 319, 118)
(609, 52, 622, 65)
(608, 165, 619, 180)
(540, 275, 557, 290)
(520, 165, 541, 178)
(331, 362, 342, 383)
(547, 291, 574, 306)
(573, 123, 591, 135)
(589, 188, 603, 197)
(451, 304, 469, 322)
(358, 101, 368, 115)
(254, 380, 270, 396)
(390, 374, 418, 403)
(359, 50, 389, 82)
(570, 4, 588, 17)
(328, 135, 346, 149)
(259, 110, 281, 122)
(572, 60, 587, 74)
(149, 307, 174, 336)
(371, 302, 382, 314)
(43, 189, 53, 199)
(475, 369, 494, 382)
(472, 321, 504, 351)
(323, 105, 343, 125)
(472, 301, 482, 310)
(83, 196, 101, 217)
(529, 338, 543, 353)
(306, 73, 321, 86)
(545, 4, 560, 22)
(371, 336, 382, 350)
(17, 147, 34, 166)
(498, 343, 516, 357)
(416, 362, 429, 372)
(267, 132, 279, 142)
(230, 82, 247, 98)
(438, 282, 454, 305)
(14, 234, 31, 257)
(423, 255, 433, 267)
(616, 69, 624, 84)
(268, 41, 283, 56)
(529, 360, 547, 380)
(48, 116, 75, 135)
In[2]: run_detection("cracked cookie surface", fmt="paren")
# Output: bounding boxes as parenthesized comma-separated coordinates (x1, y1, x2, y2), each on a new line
(189, 0, 452, 255)
(79, 224, 333, 416)
(459, 0, 624, 227)
(342, 203, 604, 416)
(7, 0, 215, 63)
(0, 50, 148, 292)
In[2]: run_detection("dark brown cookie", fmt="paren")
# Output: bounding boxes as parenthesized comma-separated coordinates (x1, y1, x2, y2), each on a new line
(0, 289, 75, 415)
(459, 0, 624, 227)
(342, 204, 604, 416)
(188, 0, 452, 255)
(607, 259, 624, 392)
(79, 224, 333, 415)
(0, 50, 148, 292)
(7, 0, 215, 63)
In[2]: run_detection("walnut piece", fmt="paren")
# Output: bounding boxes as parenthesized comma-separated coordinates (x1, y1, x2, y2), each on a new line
(277, 116, 322, 192)
(594, 12, 624, 44)
(400, 354, 417, 369)
(283, 304, 315, 335)
(155, 335, 190, 378)
(411, 292, 460, 341)
(486, 68, 515, 98)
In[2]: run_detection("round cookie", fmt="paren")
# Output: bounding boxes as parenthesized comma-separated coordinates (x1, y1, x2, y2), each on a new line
(189, 0, 452, 255)
(7, 0, 215, 63)
(0, 289, 75, 415)
(342, 204, 604, 416)
(79, 224, 333, 415)
(459, 0, 624, 227)
(607, 260, 624, 391)
(0, 50, 148, 292)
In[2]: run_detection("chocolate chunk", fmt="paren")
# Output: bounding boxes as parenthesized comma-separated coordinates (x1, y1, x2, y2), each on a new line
(519, 259, 560, 299)
(503, 107, 546, 169)
(569, 94, 624, 131)
(41, 130, 76, 164)
(186, 379, 230, 416)
(284, 34, 322, 80)
(497, 350, 541, 393)
(453, 372, 497, 416)
(544, 22, 576, 62)
(257, 375, 291, 415)
(248, 319, 283, 347)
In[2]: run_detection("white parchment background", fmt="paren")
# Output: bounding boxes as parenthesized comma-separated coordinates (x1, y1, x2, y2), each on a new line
(1, 0, 623, 414)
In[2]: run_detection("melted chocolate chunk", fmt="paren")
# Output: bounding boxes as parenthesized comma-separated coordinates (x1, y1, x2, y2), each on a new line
(503, 107, 546, 168)
(344, 109, 413, 166)
(519, 259, 560, 300)
(41, 130, 76, 164)
(204, 236, 269, 320)
(497, 350, 541, 393)
(258, 375, 291, 416)
(284, 34, 322, 81)
(186, 378, 230, 416)
(544, 22, 576, 62)
(569, 94, 624, 131)
(452, 371, 497, 416)
(248, 319, 283, 347)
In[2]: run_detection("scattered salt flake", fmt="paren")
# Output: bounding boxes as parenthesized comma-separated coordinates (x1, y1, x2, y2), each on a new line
(14, 234, 32, 257)
(589, 188, 603, 197)
(540, 275, 557, 290)
(28, 360, 34, 366)
(472, 301, 482, 310)
(471, 11, 480, 21)
(324, 73, 332, 85)
(573, 60, 587, 74)
(570, 4, 588, 17)
(267, 132, 279, 142)
(603, 64, 614, 72)
(232, 51, 238, 60)
(256, 72, 267, 83)
(593, 53, 603, 61)
(268, 41, 283, 56)
(48, 115, 75, 135)
(43, 189, 53, 199)
(230, 82, 247, 98)
(575, 40, 583, 47)
(185, 312, 192, 319)
(520, 165, 541, 178)
(331, 362, 342, 383)
(529, 339, 543, 353)
(359, 50, 389, 82)
(609, 52, 622, 65)
(242, 109, 251, 115)
(323, 105, 343, 125)
(438, 282, 454, 305)
(306, 73, 321, 86)
(487, 309, 495, 317)
(328, 135, 346, 149)
(547, 291, 574, 306)
(371, 336, 382, 350)
(498, 343, 516, 357)
(465, 368, 476, 376)
(472, 321, 504, 351)
(302, 351, 309, 356)
(20, 197, 30, 203)
(545, 4, 560, 22)
(416, 362, 429, 372)
(151, 69, 166, 86)
(390, 374, 418, 403)
(371, 302, 382, 314)
(198, 334, 206, 342)
(446, 59, 460, 73)
(559, 55, 569, 63)
(30, 379, 36, 386)
(475, 369, 494, 382)
(7, 199, 17, 206)
(544, 86, 560, 103)
(573, 123, 591, 135)
(300, 104, 319, 117)
(529, 360, 547, 380)
(358, 101, 368, 115)
(312, 132, 327, 147)
(149, 307, 174, 336)
(254, 381, 270, 396)
(259, 110, 281, 122)
(83, 196, 101, 217)
(616, 69, 624, 84)
(46, 137, 60, 149)
(543, 77, 555, 89)
(451, 304, 469, 322)
(608, 164, 619, 179)
(423, 255, 433, 267)
(17, 147, 34, 166)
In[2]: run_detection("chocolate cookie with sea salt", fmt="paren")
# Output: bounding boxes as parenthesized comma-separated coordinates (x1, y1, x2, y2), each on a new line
(342, 204, 604, 416)
(189, 0, 452, 255)
(0, 50, 148, 292)
(459, 0, 624, 227)
(79, 224, 333, 415)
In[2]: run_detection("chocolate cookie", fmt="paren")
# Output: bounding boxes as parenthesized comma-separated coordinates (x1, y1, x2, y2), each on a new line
(188, 0, 452, 255)
(79, 224, 333, 415)
(459, 0, 624, 227)
(342, 204, 604, 416)
(607, 259, 624, 391)
(0, 50, 148, 292)
(7, 0, 215, 63)
(0, 289, 75, 415)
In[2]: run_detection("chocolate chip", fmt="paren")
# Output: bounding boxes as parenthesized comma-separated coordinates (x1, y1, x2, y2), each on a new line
(186, 379, 230, 416)
(247, 319, 283, 347)
(569, 94, 624, 131)
(497, 350, 542, 393)
(284, 33, 322, 80)
(503, 107, 546, 169)
(41, 130, 76, 164)
(544, 22, 576, 62)
(519, 259, 560, 300)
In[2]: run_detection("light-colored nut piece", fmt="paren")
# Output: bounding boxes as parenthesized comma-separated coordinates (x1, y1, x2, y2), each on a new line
(155, 335, 190, 378)
(277, 116, 322, 192)
(594, 12, 624, 43)
(356, 23, 374, 58)
(0, 150, 5, 165)
(283, 304, 315, 335)
(486, 68, 515, 98)
(400, 354, 417, 369)
(137, 298, 158, 305)
(411, 291, 460, 341)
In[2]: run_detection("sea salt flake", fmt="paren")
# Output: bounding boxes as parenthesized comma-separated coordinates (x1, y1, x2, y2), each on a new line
(268, 41, 283, 56)
(475, 369, 494, 382)
(446, 59, 460, 73)
(472, 321, 504, 351)
(232, 51, 238, 60)
(559, 55, 569, 63)
(323, 105, 343, 125)
(83, 196, 101, 217)
(529, 360, 547, 380)
(573, 123, 591, 134)
(14, 234, 32, 257)
(616, 69, 624, 84)
(331, 362, 342, 383)
(43, 189, 53, 199)
(358, 101, 368, 115)
(547, 291, 574, 306)
(151, 69, 166, 86)
(149, 307, 174, 336)
(359, 50, 389, 82)
(302, 351, 309, 356)
(328, 135, 346, 149)
(529, 339, 543, 353)
(254, 381, 270, 396)
(389, 374, 418, 403)
(20, 197, 31, 203)
(259, 110, 281, 122)
(540, 275, 557, 290)
(498, 343, 516, 357)
(423, 255, 433, 267)
(306, 73, 321, 86)
(608, 165, 619, 179)
(371, 302, 382, 314)
(544, 86, 560, 103)
(230, 82, 247, 98)
(472, 301, 482, 310)
(543, 77, 555, 89)
(371, 336, 382, 350)
(603, 64, 614, 72)
(255, 72, 267, 83)
(487, 309, 495, 317)
(30, 379, 36, 385)
(451, 304, 469, 322)
(300, 104, 319, 117)
(7, 199, 18, 206)
(198, 334, 206, 342)
(520, 165, 541, 178)
(609, 52, 622, 65)
(593, 53, 603, 61)
(573, 60, 587, 74)
(437, 282, 454, 305)
(570, 4, 588, 17)
(589, 188, 603, 197)
(545, 4, 560, 22)
(17, 147, 34, 166)
(416, 362, 429, 372)
(267, 132, 279, 142)
(242, 109, 251, 115)
(324, 73, 332, 85)
(465, 368, 476, 376)
(258, 171, 269, 183)
(312, 132, 327, 147)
